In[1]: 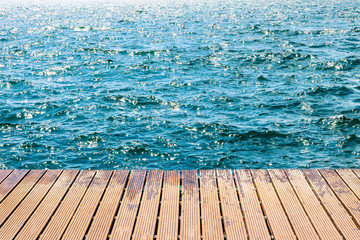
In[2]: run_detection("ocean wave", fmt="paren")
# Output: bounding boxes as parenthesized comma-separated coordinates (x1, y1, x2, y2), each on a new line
(318, 115, 360, 128)
(0, 79, 34, 88)
(1, 0, 360, 169)
(297, 86, 354, 97)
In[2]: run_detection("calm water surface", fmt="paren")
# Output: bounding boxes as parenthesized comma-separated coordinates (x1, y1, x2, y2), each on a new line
(1, 0, 360, 169)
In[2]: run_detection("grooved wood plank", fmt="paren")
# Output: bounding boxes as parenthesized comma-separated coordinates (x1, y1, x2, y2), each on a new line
(216, 169, 247, 240)
(157, 170, 180, 240)
(109, 170, 147, 240)
(0, 169, 29, 202)
(62, 170, 112, 240)
(132, 170, 164, 240)
(251, 169, 296, 240)
(352, 169, 360, 180)
(337, 169, 360, 199)
(0, 170, 45, 226)
(0, 170, 62, 240)
(2, 169, 360, 240)
(233, 169, 270, 240)
(180, 170, 201, 240)
(86, 170, 129, 240)
(320, 169, 360, 225)
(39, 170, 96, 240)
(285, 169, 343, 240)
(0, 170, 12, 184)
(199, 170, 223, 240)
(303, 169, 360, 240)
(268, 169, 319, 240)
(15, 170, 79, 240)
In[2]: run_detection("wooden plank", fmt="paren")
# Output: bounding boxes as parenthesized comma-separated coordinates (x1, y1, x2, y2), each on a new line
(0, 170, 45, 225)
(180, 170, 201, 240)
(86, 170, 129, 240)
(0, 170, 13, 184)
(352, 169, 360, 180)
(251, 169, 296, 240)
(39, 170, 95, 240)
(62, 170, 112, 240)
(199, 170, 223, 240)
(268, 169, 319, 240)
(337, 169, 360, 199)
(157, 170, 180, 240)
(234, 169, 270, 240)
(0, 170, 62, 240)
(109, 170, 147, 240)
(216, 169, 247, 240)
(0, 169, 29, 202)
(303, 169, 360, 240)
(285, 169, 343, 240)
(15, 170, 79, 240)
(132, 170, 164, 239)
(320, 169, 360, 225)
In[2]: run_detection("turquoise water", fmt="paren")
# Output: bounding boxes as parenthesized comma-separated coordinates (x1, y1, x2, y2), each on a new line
(1, 0, 360, 169)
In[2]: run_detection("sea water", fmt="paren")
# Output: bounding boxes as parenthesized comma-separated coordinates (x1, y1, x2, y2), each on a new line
(0, 0, 360, 169)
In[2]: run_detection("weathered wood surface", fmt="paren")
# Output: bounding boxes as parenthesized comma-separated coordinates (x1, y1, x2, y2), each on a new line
(0, 169, 359, 239)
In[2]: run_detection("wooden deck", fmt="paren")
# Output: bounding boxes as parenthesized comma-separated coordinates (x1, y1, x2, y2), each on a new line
(0, 169, 360, 239)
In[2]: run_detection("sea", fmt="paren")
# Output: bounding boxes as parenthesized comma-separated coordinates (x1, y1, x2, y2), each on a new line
(1, 0, 360, 169)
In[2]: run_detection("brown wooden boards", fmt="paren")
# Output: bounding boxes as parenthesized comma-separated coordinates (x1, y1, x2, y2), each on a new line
(337, 169, 360, 199)
(319, 169, 360, 225)
(285, 169, 343, 240)
(132, 170, 163, 239)
(180, 170, 201, 240)
(15, 170, 79, 240)
(216, 169, 247, 240)
(234, 169, 270, 240)
(0, 170, 44, 226)
(268, 169, 319, 240)
(352, 169, 360, 179)
(0, 169, 29, 202)
(0, 170, 61, 240)
(39, 170, 96, 240)
(157, 170, 180, 240)
(251, 169, 296, 240)
(199, 170, 223, 240)
(109, 170, 147, 240)
(86, 170, 129, 240)
(303, 169, 360, 240)
(0, 169, 360, 240)
(0, 170, 12, 184)
(62, 170, 112, 240)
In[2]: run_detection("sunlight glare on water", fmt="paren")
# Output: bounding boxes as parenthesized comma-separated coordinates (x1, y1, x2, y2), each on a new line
(0, 0, 360, 169)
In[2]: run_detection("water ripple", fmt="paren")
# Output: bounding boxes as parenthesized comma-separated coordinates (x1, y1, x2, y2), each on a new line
(1, 0, 360, 169)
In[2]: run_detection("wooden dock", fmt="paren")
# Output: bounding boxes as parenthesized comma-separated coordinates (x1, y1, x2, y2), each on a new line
(0, 169, 360, 239)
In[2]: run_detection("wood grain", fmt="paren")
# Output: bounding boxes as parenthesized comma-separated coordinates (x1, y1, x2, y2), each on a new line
(157, 170, 180, 240)
(62, 170, 112, 240)
(86, 170, 129, 240)
(109, 170, 147, 240)
(234, 169, 270, 240)
(286, 169, 343, 240)
(180, 170, 201, 240)
(0, 170, 12, 184)
(15, 170, 78, 240)
(303, 169, 360, 240)
(268, 169, 319, 240)
(217, 169, 247, 240)
(39, 170, 96, 240)
(0, 170, 61, 240)
(199, 170, 223, 240)
(0, 170, 45, 226)
(0, 169, 29, 202)
(251, 169, 296, 240)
